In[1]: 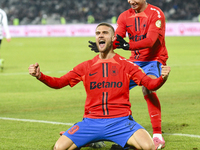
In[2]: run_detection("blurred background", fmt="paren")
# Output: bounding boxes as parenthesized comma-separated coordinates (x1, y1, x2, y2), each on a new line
(1, 0, 200, 25)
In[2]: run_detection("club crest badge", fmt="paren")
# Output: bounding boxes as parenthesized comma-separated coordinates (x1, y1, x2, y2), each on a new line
(110, 66, 119, 76)
(156, 20, 161, 28)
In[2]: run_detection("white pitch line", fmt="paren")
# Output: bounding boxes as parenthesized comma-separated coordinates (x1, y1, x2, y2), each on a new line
(0, 117, 74, 126)
(163, 133, 200, 138)
(0, 117, 200, 139)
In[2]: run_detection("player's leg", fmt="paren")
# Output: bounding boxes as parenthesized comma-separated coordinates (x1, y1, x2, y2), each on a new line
(54, 135, 78, 150)
(60, 131, 105, 148)
(0, 58, 4, 71)
(127, 129, 155, 150)
(142, 78, 165, 149)
(141, 61, 165, 149)
(60, 118, 105, 150)
(105, 116, 153, 150)
(129, 61, 165, 149)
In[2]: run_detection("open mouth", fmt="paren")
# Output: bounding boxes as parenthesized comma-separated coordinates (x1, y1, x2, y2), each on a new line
(131, 3, 138, 9)
(99, 40, 106, 48)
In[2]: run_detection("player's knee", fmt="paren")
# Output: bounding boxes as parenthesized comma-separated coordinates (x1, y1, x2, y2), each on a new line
(141, 141, 155, 150)
(54, 143, 66, 150)
(53, 144, 59, 150)
(142, 86, 153, 95)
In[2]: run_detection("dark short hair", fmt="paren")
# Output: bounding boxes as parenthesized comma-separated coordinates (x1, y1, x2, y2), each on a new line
(96, 22, 115, 34)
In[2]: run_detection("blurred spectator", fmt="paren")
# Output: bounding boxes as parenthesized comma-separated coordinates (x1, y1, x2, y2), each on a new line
(0, 0, 200, 25)
(41, 14, 47, 25)
(198, 14, 200, 22)
(111, 16, 117, 24)
(60, 16, 66, 24)
(13, 17, 19, 25)
(87, 15, 95, 24)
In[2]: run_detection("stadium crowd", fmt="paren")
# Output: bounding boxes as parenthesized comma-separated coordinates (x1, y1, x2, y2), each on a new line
(0, 0, 200, 25)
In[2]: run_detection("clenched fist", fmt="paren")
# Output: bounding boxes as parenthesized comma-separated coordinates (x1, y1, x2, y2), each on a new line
(161, 65, 171, 81)
(28, 63, 41, 79)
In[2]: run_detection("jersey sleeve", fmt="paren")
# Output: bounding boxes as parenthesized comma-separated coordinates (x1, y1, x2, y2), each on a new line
(38, 62, 86, 89)
(129, 31, 159, 50)
(148, 7, 166, 35)
(140, 76, 165, 91)
(115, 12, 127, 38)
(129, 6, 166, 50)
(129, 65, 146, 85)
(38, 71, 81, 89)
(147, 7, 166, 44)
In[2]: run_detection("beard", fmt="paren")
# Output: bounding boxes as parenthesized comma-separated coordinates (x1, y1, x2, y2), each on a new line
(104, 42, 112, 52)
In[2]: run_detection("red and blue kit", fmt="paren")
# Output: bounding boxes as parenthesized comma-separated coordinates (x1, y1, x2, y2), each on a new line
(39, 54, 165, 119)
(115, 4, 168, 65)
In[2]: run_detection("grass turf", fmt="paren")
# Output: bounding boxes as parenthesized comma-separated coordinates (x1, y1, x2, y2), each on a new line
(0, 36, 199, 150)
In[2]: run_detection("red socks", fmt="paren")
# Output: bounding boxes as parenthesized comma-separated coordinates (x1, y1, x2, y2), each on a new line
(144, 92, 162, 134)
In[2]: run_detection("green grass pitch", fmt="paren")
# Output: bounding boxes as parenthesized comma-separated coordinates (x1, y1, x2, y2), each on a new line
(0, 36, 200, 150)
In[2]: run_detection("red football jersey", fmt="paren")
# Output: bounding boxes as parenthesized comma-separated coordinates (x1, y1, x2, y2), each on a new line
(39, 54, 165, 118)
(115, 4, 168, 65)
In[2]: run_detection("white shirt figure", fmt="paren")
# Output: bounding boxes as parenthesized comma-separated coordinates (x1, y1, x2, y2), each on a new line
(0, 8, 11, 41)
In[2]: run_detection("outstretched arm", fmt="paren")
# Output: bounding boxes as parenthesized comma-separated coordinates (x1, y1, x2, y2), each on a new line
(28, 63, 82, 89)
(140, 65, 171, 91)
(29, 63, 69, 89)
